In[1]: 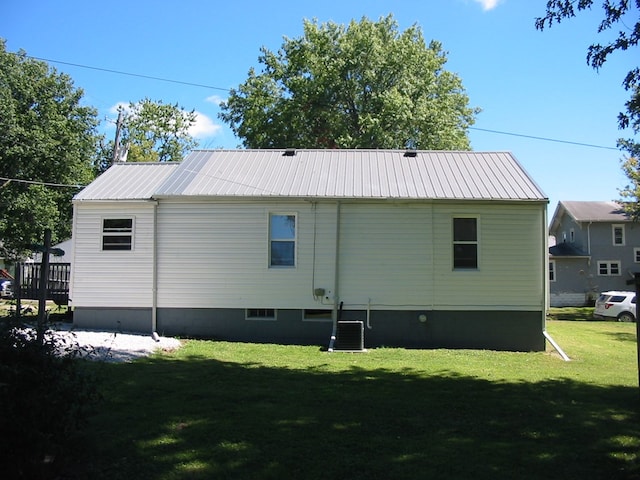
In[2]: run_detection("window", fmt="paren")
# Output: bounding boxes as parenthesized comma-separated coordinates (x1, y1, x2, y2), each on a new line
(597, 260, 621, 276)
(270, 213, 296, 267)
(102, 218, 133, 251)
(246, 309, 276, 320)
(635, 248, 640, 263)
(569, 229, 575, 243)
(612, 224, 625, 246)
(549, 260, 556, 282)
(453, 217, 478, 269)
(303, 309, 332, 322)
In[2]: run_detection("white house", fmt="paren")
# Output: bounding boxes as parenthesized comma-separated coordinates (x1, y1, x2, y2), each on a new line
(70, 149, 549, 351)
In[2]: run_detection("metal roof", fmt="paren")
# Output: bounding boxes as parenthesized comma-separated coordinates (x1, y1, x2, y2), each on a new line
(74, 162, 179, 201)
(152, 149, 546, 201)
(74, 150, 547, 202)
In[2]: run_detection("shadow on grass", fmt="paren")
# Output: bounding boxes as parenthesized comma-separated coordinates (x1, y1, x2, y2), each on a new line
(71, 355, 640, 480)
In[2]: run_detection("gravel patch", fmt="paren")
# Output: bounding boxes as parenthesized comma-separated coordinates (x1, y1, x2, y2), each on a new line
(51, 324, 182, 362)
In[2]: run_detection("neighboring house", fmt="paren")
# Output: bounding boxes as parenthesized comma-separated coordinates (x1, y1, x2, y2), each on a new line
(70, 149, 549, 351)
(31, 238, 73, 264)
(548, 200, 640, 306)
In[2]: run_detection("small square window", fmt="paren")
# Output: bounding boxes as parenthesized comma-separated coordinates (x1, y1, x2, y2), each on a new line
(246, 309, 276, 320)
(303, 309, 332, 322)
(102, 218, 133, 251)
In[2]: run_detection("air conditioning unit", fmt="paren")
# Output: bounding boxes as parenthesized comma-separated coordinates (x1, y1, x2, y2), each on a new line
(335, 321, 364, 351)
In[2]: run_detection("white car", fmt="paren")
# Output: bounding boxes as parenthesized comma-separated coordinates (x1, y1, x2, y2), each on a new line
(593, 291, 636, 322)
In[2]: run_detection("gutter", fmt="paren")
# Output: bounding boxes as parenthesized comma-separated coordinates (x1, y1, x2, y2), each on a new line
(328, 200, 341, 352)
(151, 199, 159, 342)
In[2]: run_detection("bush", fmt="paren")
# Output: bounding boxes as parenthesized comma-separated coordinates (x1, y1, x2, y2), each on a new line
(0, 318, 100, 479)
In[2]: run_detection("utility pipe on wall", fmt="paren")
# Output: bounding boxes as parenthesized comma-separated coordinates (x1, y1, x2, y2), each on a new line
(328, 200, 341, 352)
(151, 199, 159, 340)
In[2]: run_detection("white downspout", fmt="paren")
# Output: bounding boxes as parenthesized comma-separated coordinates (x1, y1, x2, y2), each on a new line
(151, 199, 159, 341)
(328, 201, 341, 352)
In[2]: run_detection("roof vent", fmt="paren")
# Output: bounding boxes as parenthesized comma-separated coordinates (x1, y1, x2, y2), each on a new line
(404, 149, 417, 157)
(283, 148, 296, 157)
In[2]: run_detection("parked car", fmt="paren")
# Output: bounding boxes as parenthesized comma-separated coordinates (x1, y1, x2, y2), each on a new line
(0, 278, 13, 299)
(593, 291, 636, 322)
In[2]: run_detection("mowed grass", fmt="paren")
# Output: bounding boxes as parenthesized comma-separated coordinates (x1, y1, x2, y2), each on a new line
(69, 318, 640, 480)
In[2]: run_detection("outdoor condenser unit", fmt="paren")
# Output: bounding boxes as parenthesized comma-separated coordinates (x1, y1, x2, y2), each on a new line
(335, 321, 365, 351)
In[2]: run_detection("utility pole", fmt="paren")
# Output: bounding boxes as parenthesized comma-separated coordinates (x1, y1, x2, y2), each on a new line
(111, 109, 124, 166)
(626, 273, 640, 396)
(36, 229, 52, 345)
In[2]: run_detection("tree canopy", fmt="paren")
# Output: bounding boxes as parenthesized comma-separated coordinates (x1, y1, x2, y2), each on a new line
(219, 15, 480, 150)
(96, 98, 198, 174)
(535, 0, 639, 156)
(0, 40, 98, 258)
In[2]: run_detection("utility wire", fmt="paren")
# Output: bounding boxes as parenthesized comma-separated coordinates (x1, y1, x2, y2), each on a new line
(0, 176, 86, 188)
(15, 53, 624, 151)
(469, 127, 619, 151)
(25, 54, 231, 92)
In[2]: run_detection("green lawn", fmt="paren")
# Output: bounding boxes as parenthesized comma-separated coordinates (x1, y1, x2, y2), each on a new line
(69, 319, 639, 480)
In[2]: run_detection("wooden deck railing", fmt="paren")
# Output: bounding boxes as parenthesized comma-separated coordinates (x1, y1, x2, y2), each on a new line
(17, 262, 71, 306)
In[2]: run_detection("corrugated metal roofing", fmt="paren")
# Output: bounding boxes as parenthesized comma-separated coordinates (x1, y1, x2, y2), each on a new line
(153, 149, 546, 201)
(73, 162, 179, 201)
(74, 150, 547, 202)
(560, 200, 629, 222)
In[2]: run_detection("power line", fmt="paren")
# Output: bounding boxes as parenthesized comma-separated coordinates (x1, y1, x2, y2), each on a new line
(25, 54, 231, 92)
(469, 127, 620, 151)
(15, 53, 625, 152)
(0, 176, 86, 189)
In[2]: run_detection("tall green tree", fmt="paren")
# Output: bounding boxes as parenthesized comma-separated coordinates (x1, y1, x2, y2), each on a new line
(535, 1, 639, 156)
(96, 99, 198, 173)
(0, 40, 98, 258)
(220, 15, 479, 150)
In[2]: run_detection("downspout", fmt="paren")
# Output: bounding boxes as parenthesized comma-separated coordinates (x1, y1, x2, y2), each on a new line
(543, 204, 568, 360)
(328, 200, 341, 352)
(151, 199, 159, 341)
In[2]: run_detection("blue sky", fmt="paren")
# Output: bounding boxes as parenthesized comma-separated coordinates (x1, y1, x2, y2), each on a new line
(1, 0, 637, 215)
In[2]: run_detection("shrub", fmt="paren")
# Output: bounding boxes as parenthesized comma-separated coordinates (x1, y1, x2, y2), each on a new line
(0, 318, 100, 479)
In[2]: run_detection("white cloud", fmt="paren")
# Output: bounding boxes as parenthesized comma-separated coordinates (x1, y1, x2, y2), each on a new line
(108, 101, 132, 115)
(189, 111, 222, 138)
(474, 0, 502, 10)
(205, 94, 226, 105)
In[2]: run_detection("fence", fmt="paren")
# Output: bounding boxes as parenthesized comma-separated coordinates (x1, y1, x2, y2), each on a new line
(17, 262, 71, 306)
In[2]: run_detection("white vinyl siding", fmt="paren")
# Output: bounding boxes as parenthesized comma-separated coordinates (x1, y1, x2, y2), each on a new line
(338, 203, 432, 307)
(71, 202, 155, 308)
(156, 200, 336, 309)
(432, 204, 544, 309)
(74, 199, 545, 313)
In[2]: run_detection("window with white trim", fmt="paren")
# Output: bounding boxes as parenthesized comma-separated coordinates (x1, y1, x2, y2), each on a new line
(549, 260, 556, 282)
(598, 260, 621, 276)
(634, 248, 640, 263)
(269, 213, 296, 267)
(102, 218, 133, 251)
(612, 224, 625, 246)
(246, 309, 276, 320)
(569, 229, 575, 243)
(453, 217, 478, 269)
